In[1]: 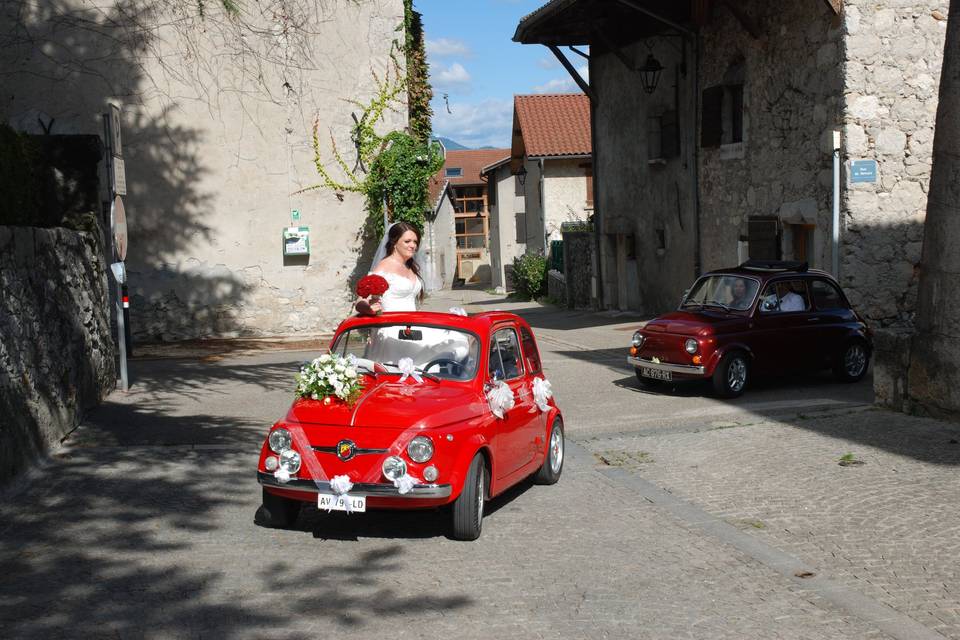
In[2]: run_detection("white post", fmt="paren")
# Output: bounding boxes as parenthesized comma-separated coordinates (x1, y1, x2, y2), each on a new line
(832, 130, 841, 278)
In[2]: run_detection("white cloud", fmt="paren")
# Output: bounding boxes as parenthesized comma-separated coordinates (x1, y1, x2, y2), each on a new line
(536, 57, 559, 70)
(533, 64, 589, 94)
(434, 62, 472, 88)
(432, 98, 513, 149)
(426, 38, 471, 57)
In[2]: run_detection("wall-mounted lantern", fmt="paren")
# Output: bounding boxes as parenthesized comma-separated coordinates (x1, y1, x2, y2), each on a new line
(516, 164, 528, 186)
(639, 54, 664, 94)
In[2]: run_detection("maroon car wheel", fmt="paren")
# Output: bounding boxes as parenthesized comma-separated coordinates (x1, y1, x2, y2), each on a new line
(712, 352, 749, 398)
(834, 341, 869, 382)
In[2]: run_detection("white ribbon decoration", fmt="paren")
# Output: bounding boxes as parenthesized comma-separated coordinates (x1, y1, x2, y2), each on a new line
(486, 380, 515, 419)
(449, 307, 468, 316)
(393, 473, 418, 495)
(397, 357, 423, 384)
(328, 474, 355, 513)
(273, 467, 291, 483)
(530, 377, 553, 413)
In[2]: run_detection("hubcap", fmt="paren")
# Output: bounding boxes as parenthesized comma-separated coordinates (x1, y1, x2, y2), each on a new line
(549, 426, 564, 474)
(845, 344, 867, 376)
(728, 357, 747, 392)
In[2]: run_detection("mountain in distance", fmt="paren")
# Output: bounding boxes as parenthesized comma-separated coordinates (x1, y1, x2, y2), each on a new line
(434, 136, 469, 150)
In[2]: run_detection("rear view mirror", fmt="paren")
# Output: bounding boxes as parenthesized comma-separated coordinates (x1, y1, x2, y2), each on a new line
(398, 327, 423, 341)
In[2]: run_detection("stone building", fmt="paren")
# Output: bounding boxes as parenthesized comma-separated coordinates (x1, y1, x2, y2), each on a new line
(484, 94, 593, 292)
(514, 0, 946, 327)
(0, 0, 408, 341)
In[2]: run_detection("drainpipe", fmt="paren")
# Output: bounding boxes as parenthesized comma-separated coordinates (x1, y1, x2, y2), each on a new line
(539, 158, 547, 255)
(692, 35, 702, 276)
(832, 129, 841, 278)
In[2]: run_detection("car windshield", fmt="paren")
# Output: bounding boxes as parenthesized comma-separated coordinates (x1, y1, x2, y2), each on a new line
(682, 275, 759, 311)
(330, 324, 481, 381)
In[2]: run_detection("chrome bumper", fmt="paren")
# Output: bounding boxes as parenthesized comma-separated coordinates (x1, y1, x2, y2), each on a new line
(258, 472, 452, 498)
(627, 356, 706, 376)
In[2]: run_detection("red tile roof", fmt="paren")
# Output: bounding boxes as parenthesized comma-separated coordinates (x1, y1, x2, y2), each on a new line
(439, 149, 511, 187)
(513, 93, 591, 158)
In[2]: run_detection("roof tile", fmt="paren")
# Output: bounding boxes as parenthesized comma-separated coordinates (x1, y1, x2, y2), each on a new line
(514, 93, 591, 158)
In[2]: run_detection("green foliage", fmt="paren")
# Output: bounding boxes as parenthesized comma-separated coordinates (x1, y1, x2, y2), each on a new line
(0, 124, 42, 226)
(305, 3, 439, 235)
(403, 1, 433, 143)
(512, 253, 549, 300)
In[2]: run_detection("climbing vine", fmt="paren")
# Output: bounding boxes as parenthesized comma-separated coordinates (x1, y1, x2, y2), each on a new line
(304, 0, 440, 236)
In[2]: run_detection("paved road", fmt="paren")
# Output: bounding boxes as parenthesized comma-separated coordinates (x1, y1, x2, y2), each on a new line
(1, 289, 956, 639)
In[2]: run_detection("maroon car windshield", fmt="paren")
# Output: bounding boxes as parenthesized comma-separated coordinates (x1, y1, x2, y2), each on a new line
(682, 275, 760, 312)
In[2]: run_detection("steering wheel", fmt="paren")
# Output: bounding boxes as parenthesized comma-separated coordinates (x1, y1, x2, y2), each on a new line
(423, 358, 463, 377)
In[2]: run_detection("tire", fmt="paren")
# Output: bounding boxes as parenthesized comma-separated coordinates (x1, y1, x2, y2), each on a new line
(451, 454, 486, 541)
(635, 369, 661, 388)
(834, 341, 870, 383)
(534, 418, 564, 485)
(255, 488, 301, 528)
(712, 351, 749, 398)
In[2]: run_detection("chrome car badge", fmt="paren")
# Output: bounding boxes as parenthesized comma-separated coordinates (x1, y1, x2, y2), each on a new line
(336, 439, 356, 461)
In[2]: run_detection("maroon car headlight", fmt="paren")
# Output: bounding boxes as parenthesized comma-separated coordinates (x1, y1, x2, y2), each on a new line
(631, 331, 644, 348)
(684, 339, 699, 354)
(406, 436, 434, 463)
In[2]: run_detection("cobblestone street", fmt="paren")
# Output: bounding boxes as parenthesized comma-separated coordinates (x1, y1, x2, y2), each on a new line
(1, 290, 958, 639)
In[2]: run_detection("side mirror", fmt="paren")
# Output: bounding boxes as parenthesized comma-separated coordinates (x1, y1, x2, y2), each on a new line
(761, 299, 778, 312)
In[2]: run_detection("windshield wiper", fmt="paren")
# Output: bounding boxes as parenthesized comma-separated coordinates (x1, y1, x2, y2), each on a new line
(703, 299, 731, 311)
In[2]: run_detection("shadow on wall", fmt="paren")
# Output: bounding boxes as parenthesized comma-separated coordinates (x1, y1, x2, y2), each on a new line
(0, 0, 250, 342)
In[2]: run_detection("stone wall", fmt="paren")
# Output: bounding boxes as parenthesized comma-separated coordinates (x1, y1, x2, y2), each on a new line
(0, 226, 115, 484)
(841, 2, 946, 327)
(0, 0, 406, 342)
(699, 1, 843, 275)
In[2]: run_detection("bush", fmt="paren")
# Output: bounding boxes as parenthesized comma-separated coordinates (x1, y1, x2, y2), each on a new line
(512, 252, 548, 300)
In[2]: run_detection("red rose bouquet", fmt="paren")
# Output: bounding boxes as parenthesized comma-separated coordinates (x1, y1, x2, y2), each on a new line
(356, 274, 389, 299)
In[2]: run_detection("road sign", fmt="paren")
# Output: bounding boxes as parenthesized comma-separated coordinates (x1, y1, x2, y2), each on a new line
(111, 195, 128, 261)
(112, 157, 127, 195)
(850, 159, 877, 183)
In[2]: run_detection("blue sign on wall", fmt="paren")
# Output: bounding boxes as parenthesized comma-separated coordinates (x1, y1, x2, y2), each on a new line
(850, 159, 878, 183)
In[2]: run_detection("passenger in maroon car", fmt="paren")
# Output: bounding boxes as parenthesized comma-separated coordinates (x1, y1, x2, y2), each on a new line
(729, 278, 752, 310)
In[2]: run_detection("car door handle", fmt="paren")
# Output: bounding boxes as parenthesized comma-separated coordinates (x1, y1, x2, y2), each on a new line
(807, 317, 821, 322)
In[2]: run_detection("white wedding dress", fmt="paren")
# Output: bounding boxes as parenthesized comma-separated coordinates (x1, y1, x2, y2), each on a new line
(366, 270, 471, 369)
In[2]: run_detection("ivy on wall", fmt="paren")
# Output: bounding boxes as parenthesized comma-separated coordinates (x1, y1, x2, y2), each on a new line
(304, 0, 440, 236)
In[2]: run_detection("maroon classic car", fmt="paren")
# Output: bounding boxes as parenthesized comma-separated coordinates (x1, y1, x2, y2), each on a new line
(627, 261, 872, 398)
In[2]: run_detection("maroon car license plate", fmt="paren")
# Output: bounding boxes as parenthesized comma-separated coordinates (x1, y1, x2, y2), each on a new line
(640, 367, 672, 381)
(318, 494, 367, 512)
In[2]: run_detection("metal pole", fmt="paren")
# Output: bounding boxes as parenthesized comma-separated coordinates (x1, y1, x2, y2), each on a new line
(832, 130, 841, 278)
(103, 112, 128, 391)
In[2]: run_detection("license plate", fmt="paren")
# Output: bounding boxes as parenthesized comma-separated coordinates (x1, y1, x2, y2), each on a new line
(318, 493, 366, 513)
(640, 367, 672, 381)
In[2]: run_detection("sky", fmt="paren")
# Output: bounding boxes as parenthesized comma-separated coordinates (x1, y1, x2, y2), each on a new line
(418, 0, 588, 150)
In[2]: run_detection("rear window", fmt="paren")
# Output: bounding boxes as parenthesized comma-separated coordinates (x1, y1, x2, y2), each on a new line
(811, 280, 847, 310)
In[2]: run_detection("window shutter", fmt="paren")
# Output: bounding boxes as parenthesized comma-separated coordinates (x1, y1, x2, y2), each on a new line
(662, 110, 679, 158)
(701, 86, 723, 148)
(748, 216, 781, 260)
(584, 163, 593, 207)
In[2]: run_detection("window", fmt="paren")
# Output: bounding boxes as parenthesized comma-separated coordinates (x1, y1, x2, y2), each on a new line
(515, 212, 526, 244)
(811, 280, 846, 310)
(788, 223, 816, 264)
(581, 162, 593, 208)
(489, 328, 523, 381)
(748, 216, 781, 261)
(759, 280, 810, 313)
(445, 167, 463, 178)
(456, 217, 487, 249)
(520, 327, 542, 375)
(682, 275, 759, 312)
(649, 112, 679, 160)
(701, 60, 745, 148)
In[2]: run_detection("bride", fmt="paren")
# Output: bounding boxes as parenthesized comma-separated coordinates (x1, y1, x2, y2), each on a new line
(355, 221, 423, 315)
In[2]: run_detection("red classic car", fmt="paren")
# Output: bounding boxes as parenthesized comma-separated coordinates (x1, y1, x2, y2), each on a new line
(256, 311, 564, 540)
(627, 261, 872, 398)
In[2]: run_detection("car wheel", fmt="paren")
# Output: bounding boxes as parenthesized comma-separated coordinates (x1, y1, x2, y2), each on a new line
(712, 351, 749, 398)
(834, 341, 869, 382)
(533, 418, 564, 485)
(255, 488, 301, 528)
(635, 369, 661, 388)
(451, 454, 485, 541)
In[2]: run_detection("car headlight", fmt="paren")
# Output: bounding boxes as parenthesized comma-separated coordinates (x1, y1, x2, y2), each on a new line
(684, 338, 699, 354)
(279, 449, 301, 473)
(632, 331, 644, 348)
(382, 456, 407, 481)
(406, 436, 434, 463)
(268, 428, 292, 453)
